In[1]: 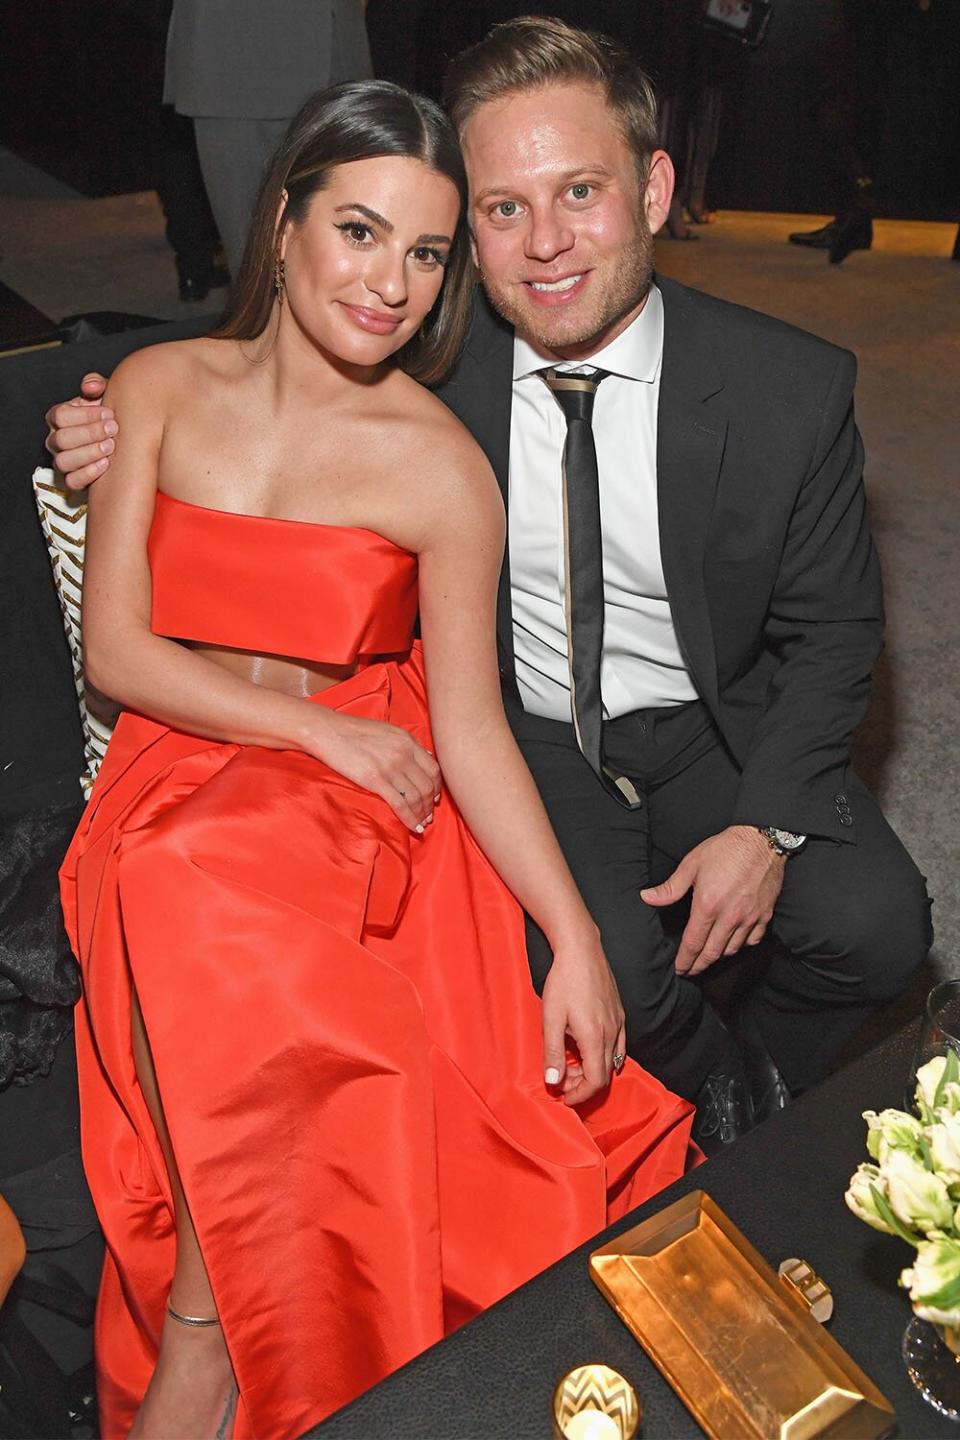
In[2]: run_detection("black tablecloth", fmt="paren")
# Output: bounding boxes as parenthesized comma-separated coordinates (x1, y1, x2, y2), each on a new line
(309, 1021, 958, 1438)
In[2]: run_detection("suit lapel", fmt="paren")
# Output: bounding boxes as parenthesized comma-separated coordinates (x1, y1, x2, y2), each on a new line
(447, 293, 517, 689)
(656, 277, 727, 716)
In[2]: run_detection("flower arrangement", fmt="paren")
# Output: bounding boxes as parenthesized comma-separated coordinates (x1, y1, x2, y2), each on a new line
(845, 1050, 960, 1347)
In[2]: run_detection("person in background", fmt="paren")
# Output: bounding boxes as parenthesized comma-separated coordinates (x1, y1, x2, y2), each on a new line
(141, 0, 226, 302)
(788, 0, 891, 264)
(164, 0, 373, 272)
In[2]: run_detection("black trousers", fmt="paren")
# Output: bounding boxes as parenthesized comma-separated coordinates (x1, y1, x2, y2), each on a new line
(509, 698, 932, 1100)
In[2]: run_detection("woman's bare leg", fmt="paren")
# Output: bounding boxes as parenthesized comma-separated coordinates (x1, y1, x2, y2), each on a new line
(129, 991, 238, 1439)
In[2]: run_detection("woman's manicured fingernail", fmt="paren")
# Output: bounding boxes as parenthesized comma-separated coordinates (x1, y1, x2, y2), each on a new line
(545, 1067, 561, 1085)
(415, 823, 424, 834)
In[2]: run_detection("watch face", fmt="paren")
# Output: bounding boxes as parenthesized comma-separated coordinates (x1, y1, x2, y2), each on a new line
(770, 828, 806, 852)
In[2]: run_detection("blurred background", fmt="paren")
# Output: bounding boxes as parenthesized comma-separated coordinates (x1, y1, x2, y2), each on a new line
(1, 1, 956, 214)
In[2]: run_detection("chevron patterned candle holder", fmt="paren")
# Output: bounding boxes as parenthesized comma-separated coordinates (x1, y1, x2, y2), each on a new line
(552, 1363, 641, 1439)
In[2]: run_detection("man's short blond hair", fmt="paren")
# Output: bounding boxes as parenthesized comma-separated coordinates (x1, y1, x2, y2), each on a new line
(444, 15, 659, 178)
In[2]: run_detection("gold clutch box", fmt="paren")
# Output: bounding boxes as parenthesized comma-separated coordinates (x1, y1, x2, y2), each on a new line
(589, 1190, 895, 1440)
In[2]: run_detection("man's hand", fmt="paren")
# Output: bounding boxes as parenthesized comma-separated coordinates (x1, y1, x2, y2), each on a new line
(641, 825, 786, 977)
(44, 373, 115, 490)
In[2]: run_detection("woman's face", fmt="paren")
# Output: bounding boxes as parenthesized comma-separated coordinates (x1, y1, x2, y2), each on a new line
(278, 155, 461, 367)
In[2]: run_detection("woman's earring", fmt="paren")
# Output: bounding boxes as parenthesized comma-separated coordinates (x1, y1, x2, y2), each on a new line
(274, 256, 286, 304)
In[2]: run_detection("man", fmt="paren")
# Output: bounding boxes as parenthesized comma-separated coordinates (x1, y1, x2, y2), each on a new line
(44, 18, 931, 1152)
(164, 0, 372, 271)
(787, 0, 884, 264)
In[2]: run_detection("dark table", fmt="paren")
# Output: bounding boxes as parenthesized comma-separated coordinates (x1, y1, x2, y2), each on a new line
(309, 1021, 959, 1438)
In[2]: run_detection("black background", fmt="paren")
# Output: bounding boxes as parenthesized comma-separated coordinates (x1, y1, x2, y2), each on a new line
(1, 0, 957, 219)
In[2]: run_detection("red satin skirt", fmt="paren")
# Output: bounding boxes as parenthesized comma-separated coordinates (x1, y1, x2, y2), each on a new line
(60, 647, 696, 1439)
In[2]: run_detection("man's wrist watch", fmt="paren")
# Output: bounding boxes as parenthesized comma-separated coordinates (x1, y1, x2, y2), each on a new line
(758, 826, 807, 857)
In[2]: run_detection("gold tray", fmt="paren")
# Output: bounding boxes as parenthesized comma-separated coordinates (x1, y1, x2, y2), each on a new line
(589, 1190, 895, 1440)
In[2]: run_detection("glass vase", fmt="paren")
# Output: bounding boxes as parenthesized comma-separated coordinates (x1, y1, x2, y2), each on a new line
(902, 1314, 960, 1421)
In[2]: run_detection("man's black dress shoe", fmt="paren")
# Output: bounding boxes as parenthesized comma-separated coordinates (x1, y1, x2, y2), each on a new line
(741, 1032, 791, 1122)
(788, 220, 839, 249)
(737, 1007, 791, 1122)
(177, 261, 231, 304)
(692, 1066, 754, 1156)
(788, 212, 873, 264)
(178, 273, 210, 303)
(828, 210, 873, 265)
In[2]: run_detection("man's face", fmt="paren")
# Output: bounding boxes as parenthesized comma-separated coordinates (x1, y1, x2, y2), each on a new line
(461, 82, 671, 360)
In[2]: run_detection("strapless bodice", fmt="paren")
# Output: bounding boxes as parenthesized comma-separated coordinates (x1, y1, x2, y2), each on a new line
(148, 491, 418, 665)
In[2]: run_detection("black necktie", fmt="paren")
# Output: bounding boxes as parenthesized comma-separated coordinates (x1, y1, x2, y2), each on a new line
(541, 368, 641, 808)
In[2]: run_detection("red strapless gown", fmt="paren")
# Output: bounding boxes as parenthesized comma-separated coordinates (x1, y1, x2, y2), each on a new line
(60, 493, 696, 1440)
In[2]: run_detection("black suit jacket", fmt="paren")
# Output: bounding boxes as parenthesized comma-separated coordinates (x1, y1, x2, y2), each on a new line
(434, 275, 884, 845)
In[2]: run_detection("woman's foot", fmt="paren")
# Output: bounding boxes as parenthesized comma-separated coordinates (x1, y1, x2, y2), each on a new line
(129, 1308, 237, 1439)
(664, 196, 698, 241)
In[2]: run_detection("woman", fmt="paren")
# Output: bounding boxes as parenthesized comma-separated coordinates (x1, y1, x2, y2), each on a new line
(60, 82, 695, 1440)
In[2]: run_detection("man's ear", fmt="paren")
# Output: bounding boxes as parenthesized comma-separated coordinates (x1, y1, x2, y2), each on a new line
(643, 150, 674, 238)
(469, 230, 480, 274)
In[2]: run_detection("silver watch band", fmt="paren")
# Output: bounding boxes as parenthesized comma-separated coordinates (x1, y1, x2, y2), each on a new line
(758, 826, 807, 857)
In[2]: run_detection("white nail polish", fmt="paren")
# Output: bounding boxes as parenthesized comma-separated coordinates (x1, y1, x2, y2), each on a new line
(545, 1067, 561, 1085)
(415, 824, 424, 834)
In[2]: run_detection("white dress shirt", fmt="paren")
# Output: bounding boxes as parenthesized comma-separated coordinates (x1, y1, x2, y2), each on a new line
(508, 284, 698, 722)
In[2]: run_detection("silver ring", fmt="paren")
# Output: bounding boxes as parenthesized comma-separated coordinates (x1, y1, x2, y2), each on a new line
(612, 1052, 626, 1074)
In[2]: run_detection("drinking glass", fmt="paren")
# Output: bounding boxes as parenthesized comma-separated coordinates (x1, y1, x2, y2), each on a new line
(905, 979, 960, 1112)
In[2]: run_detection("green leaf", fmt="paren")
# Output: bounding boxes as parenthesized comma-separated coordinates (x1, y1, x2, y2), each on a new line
(915, 1272, 960, 1312)
(934, 1050, 960, 1110)
(870, 1182, 923, 1247)
(918, 1134, 936, 1172)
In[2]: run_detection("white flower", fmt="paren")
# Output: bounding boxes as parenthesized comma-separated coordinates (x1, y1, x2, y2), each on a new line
(845, 1163, 897, 1235)
(885, 1149, 954, 1234)
(902, 1237, 960, 1327)
(916, 1051, 960, 1114)
(863, 1108, 923, 1164)
(928, 1111, 960, 1185)
(916, 1056, 949, 1111)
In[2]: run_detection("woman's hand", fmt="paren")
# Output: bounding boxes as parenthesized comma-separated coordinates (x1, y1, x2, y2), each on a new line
(307, 710, 441, 833)
(540, 929, 627, 1107)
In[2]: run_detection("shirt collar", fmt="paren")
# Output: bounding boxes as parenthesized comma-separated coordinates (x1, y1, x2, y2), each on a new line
(512, 282, 663, 384)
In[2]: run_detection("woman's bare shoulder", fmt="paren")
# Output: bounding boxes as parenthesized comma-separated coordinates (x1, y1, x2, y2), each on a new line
(383, 370, 493, 477)
(380, 374, 503, 543)
(106, 336, 239, 409)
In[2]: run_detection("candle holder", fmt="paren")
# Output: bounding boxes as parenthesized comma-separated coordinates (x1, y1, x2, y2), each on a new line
(552, 1363, 641, 1439)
